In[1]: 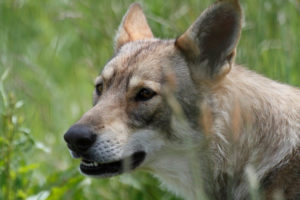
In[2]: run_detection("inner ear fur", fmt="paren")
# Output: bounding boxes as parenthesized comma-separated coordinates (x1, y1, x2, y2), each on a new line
(114, 3, 153, 51)
(175, 0, 242, 78)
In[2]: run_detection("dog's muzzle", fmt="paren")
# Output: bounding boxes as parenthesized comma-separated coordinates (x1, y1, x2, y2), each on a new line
(64, 124, 146, 177)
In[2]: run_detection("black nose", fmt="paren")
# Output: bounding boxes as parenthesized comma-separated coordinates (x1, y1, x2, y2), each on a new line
(64, 124, 97, 153)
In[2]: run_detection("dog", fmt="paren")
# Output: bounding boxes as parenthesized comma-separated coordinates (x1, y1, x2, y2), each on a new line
(64, 0, 300, 199)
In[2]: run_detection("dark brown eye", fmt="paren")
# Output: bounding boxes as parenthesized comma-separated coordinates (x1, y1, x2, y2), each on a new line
(135, 88, 156, 101)
(95, 83, 103, 96)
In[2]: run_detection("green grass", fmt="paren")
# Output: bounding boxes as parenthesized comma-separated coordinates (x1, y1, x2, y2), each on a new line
(0, 0, 300, 199)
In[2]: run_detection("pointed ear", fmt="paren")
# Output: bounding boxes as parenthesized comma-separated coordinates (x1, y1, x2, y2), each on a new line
(175, 0, 242, 79)
(114, 3, 153, 51)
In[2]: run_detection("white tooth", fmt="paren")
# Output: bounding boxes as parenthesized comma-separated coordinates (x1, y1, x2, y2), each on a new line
(83, 162, 92, 167)
(81, 160, 99, 167)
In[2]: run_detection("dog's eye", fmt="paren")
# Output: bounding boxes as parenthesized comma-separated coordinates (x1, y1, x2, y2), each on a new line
(95, 83, 103, 96)
(135, 88, 156, 101)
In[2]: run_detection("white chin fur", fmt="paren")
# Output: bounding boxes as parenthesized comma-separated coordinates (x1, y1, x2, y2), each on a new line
(70, 150, 80, 158)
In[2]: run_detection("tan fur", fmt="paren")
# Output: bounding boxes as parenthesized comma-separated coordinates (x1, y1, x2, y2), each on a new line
(65, 0, 300, 199)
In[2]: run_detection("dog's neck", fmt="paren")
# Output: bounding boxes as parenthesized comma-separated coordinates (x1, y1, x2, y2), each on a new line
(146, 146, 213, 200)
(144, 66, 300, 200)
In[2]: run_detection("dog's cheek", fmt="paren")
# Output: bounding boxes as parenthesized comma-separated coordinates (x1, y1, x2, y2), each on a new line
(127, 97, 171, 130)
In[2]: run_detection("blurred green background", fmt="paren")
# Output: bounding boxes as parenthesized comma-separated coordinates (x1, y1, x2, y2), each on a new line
(1, 0, 300, 199)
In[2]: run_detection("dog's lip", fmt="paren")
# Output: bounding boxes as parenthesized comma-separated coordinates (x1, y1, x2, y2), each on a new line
(79, 151, 146, 176)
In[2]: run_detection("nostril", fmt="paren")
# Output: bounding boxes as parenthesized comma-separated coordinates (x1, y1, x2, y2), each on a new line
(76, 136, 95, 151)
(64, 124, 97, 153)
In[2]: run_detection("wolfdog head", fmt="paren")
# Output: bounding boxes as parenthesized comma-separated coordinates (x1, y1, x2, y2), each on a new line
(64, 0, 241, 178)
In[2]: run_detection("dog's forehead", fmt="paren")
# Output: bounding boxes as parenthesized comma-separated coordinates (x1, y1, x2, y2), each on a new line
(100, 40, 175, 83)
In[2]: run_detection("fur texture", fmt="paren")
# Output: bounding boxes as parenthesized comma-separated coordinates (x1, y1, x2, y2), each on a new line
(64, 1, 300, 199)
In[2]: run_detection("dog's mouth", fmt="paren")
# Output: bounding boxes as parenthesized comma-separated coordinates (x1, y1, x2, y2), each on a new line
(79, 151, 146, 177)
